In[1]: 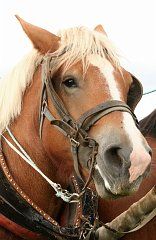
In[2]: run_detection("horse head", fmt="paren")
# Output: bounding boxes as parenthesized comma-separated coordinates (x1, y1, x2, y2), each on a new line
(15, 16, 151, 200)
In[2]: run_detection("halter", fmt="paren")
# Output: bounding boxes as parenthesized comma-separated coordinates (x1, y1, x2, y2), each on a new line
(39, 58, 139, 202)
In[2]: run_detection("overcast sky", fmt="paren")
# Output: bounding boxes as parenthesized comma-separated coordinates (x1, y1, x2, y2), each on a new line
(0, 0, 155, 119)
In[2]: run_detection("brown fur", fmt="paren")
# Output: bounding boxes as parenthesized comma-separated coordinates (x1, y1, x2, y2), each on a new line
(98, 112, 156, 239)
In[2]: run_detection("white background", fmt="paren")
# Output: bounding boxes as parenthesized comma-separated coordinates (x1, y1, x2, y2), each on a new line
(0, 0, 155, 119)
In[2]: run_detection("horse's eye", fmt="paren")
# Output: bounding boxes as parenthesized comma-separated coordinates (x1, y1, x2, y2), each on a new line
(63, 78, 77, 88)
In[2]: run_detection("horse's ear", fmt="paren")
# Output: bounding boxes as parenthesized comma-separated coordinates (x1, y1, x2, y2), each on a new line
(94, 25, 107, 36)
(15, 15, 60, 54)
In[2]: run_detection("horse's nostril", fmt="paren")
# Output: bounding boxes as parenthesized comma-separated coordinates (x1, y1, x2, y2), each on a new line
(108, 147, 120, 156)
(104, 146, 123, 169)
(103, 145, 132, 171)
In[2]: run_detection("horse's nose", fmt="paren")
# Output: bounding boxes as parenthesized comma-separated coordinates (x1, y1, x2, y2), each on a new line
(103, 142, 152, 183)
(129, 146, 152, 183)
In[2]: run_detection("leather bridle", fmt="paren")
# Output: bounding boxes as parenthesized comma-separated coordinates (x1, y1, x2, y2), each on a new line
(0, 54, 141, 240)
(39, 58, 139, 202)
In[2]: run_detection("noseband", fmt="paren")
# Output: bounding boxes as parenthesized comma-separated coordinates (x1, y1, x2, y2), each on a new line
(39, 60, 139, 202)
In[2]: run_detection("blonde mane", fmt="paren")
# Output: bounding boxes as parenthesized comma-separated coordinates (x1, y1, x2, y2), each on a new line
(0, 26, 120, 132)
(45, 27, 120, 74)
(0, 50, 43, 132)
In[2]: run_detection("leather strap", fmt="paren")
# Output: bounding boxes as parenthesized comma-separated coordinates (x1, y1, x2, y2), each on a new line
(46, 79, 72, 122)
(0, 214, 43, 240)
(0, 154, 99, 240)
(77, 101, 139, 130)
(0, 165, 61, 239)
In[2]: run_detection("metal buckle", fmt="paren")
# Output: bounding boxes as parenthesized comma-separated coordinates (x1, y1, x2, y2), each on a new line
(70, 138, 80, 147)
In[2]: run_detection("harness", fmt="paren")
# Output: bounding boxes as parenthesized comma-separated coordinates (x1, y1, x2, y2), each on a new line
(0, 56, 141, 240)
(0, 154, 98, 239)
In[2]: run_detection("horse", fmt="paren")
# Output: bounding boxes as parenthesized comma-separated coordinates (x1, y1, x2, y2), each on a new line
(0, 16, 152, 240)
(98, 109, 156, 239)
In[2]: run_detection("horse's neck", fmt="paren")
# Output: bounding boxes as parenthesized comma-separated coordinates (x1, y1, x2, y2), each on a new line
(145, 135, 156, 176)
(1, 71, 68, 221)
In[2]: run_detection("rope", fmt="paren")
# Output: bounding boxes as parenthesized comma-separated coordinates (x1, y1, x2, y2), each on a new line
(0, 127, 79, 203)
(143, 89, 156, 95)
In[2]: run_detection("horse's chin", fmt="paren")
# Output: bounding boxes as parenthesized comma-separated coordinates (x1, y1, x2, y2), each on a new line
(93, 168, 143, 200)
